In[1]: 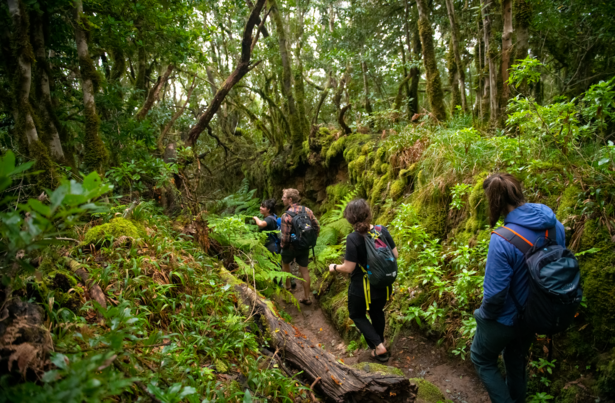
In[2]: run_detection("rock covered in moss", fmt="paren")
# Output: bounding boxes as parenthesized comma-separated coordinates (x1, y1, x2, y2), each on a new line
(556, 185, 581, 220)
(390, 178, 407, 200)
(83, 217, 142, 246)
(409, 378, 448, 403)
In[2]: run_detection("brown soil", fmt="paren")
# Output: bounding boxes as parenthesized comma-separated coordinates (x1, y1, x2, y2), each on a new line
(277, 267, 489, 402)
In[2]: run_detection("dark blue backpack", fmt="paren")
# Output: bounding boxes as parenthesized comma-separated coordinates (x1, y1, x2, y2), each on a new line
(267, 214, 281, 253)
(493, 226, 583, 337)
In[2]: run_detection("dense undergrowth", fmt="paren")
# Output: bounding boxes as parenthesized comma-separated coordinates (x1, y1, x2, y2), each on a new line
(0, 160, 309, 402)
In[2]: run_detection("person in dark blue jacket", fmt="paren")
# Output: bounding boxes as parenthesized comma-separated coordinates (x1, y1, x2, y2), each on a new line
(471, 173, 566, 403)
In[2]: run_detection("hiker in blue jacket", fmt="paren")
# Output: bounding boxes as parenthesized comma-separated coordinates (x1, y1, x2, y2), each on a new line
(472, 173, 566, 403)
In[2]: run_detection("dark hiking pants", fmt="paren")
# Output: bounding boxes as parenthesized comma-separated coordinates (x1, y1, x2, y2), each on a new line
(348, 293, 387, 349)
(471, 310, 534, 403)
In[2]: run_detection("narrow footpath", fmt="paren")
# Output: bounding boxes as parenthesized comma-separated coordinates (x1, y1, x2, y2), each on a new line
(278, 266, 490, 403)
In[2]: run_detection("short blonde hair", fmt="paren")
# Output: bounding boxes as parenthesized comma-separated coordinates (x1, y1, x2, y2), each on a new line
(283, 188, 301, 203)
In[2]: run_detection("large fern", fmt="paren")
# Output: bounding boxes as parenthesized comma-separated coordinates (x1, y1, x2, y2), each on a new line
(320, 189, 358, 226)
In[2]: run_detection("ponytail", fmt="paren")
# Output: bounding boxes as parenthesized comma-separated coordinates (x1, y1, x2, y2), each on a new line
(483, 173, 525, 227)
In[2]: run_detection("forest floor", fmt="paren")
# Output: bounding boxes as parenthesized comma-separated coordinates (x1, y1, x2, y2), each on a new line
(277, 265, 490, 403)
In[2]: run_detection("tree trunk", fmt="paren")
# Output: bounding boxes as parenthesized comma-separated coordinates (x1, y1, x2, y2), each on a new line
(399, 37, 411, 118)
(31, 14, 65, 162)
(74, 0, 108, 173)
(513, 0, 531, 94)
(415, 0, 447, 121)
(185, 0, 266, 147)
(394, 75, 412, 113)
(294, 1, 309, 139)
(360, 60, 373, 115)
(332, 64, 351, 117)
(481, 0, 498, 125)
(447, 40, 462, 115)
(7, 0, 40, 147)
(339, 104, 352, 135)
(444, 0, 468, 112)
(218, 267, 418, 403)
(136, 64, 173, 121)
(268, 0, 303, 157)
(501, 0, 513, 106)
(312, 73, 332, 125)
(409, 21, 421, 116)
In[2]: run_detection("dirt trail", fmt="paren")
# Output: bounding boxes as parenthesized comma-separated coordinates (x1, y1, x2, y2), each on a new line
(278, 266, 490, 402)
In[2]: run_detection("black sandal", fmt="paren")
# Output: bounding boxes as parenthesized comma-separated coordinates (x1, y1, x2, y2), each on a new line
(371, 350, 390, 363)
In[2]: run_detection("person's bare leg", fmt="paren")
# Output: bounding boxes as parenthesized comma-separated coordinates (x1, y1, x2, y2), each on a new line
(299, 265, 311, 301)
(282, 262, 292, 289)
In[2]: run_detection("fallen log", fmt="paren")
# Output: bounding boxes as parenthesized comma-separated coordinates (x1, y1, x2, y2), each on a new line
(65, 258, 107, 311)
(218, 267, 416, 403)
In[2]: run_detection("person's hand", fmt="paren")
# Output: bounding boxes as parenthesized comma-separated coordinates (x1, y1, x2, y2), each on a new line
(252, 216, 258, 222)
(329, 264, 336, 273)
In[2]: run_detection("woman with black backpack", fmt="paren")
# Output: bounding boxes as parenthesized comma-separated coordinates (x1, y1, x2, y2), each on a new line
(329, 199, 398, 363)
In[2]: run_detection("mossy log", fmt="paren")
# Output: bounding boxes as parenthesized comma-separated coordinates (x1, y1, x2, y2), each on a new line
(219, 267, 416, 402)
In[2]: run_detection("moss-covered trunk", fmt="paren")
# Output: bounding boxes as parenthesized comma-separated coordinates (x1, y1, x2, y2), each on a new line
(500, 0, 513, 109)
(361, 60, 373, 115)
(269, 0, 303, 161)
(444, 0, 467, 112)
(293, 2, 309, 139)
(74, 0, 108, 173)
(30, 12, 65, 163)
(415, 0, 447, 122)
(447, 40, 462, 115)
(481, 0, 498, 126)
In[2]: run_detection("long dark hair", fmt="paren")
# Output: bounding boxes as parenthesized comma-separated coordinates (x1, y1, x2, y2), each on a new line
(483, 173, 525, 227)
(261, 199, 276, 215)
(343, 199, 372, 234)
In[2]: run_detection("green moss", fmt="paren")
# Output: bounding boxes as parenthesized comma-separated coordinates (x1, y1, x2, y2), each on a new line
(421, 203, 447, 239)
(596, 348, 615, 395)
(83, 217, 142, 246)
(370, 173, 390, 205)
(350, 362, 404, 377)
(376, 146, 387, 162)
(379, 163, 390, 175)
(325, 136, 346, 166)
(390, 178, 407, 200)
(410, 378, 448, 403)
(556, 185, 580, 220)
(578, 219, 615, 346)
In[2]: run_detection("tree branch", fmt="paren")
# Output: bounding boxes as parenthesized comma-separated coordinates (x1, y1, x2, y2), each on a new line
(186, 0, 266, 147)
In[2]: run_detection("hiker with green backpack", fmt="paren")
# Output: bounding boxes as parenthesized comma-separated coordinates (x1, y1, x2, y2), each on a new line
(472, 173, 582, 403)
(329, 199, 398, 363)
(280, 188, 320, 305)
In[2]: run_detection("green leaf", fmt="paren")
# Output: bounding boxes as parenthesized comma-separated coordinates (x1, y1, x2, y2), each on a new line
(28, 199, 51, 217)
(51, 353, 69, 370)
(83, 172, 102, 192)
(179, 386, 197, 399)
(576, 247, 601, 256)
(243, 389, 253, 403)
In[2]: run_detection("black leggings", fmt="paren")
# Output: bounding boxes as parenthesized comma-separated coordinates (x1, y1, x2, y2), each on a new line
(348, 293, 387, 349)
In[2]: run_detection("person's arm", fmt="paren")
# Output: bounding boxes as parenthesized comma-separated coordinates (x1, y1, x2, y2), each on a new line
(477, 234, 515, 320)
(392, 247, 399, 259)
(382, 228, 398, 258)
(329, 260, 356, 274)
(252, 216, 268, 229)
(280, 214, 291, 249)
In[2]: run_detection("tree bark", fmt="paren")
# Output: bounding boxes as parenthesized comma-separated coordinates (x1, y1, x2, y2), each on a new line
(481, 0, 498, 125)
(415, 0, 447, 121)
(7, 0, 40, 147)
(394, 75, 412, 112)
(339, 104, 352, 135)
(136, 64, 173, 121)
(294, 1, 309, 139)
(409, 20, 421, 116)
(185, 0, 266, 147)
(332, 64, 351, 117)
(74, 0, 107, 173)
(447, 41, 462, 115)
(360, 60, 373, 115)
(268, 0, 303, 157)
(31, 13, 65, 161)
(501, 0, 513, 105)
(444, 0, 468, 112)
(218, 267, 417, 403)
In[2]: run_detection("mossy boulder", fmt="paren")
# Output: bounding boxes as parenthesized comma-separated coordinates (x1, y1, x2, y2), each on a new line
(83, 217, 142, 246)
(409, 378, 448, 403)
(390, 178, 407, 200)
(350, 362, 404, 377)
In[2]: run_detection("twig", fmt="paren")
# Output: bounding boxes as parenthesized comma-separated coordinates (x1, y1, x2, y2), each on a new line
(309, 377, 321, 402)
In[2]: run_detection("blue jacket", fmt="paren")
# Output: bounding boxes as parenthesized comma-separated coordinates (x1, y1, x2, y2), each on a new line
(477, 203, 566, 326)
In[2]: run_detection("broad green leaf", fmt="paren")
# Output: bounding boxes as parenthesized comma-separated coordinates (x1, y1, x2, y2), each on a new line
(28, 199, 51, 217)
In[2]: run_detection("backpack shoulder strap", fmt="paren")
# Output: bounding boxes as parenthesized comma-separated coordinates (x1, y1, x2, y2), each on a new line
(546, 226, 556, 243)
(492, 226, 533, 254)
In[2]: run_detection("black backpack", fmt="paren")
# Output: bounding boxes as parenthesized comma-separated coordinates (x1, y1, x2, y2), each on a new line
(362, 225, 398, 288)
(493, 226, 583, 337)
(287, 206, 318, 250)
